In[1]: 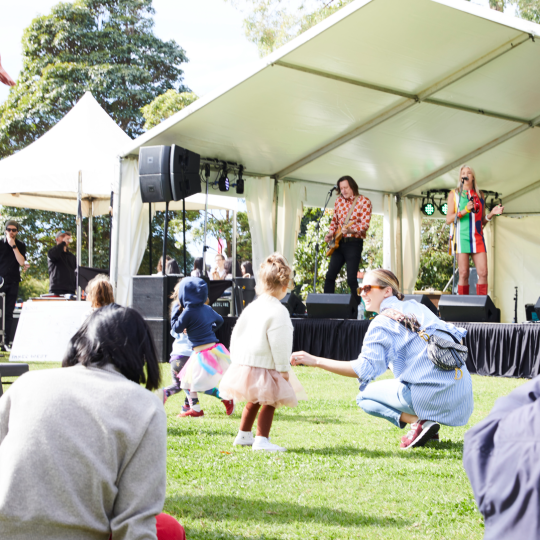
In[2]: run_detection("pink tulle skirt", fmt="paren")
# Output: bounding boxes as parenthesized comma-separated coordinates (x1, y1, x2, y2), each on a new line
(219, 364, 305, 408)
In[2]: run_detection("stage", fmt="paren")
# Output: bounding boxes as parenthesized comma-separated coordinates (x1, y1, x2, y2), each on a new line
(216, 318, 540, 379)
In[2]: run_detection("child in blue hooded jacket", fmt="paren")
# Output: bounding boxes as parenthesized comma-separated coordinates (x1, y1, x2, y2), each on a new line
(172, 277, 233, 418)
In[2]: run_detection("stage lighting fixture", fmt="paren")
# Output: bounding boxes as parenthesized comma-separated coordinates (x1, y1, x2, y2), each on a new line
(422, 198, 436, 216)
(218, 167, 230, 192)
(236, 165, 244, 195)
(438, 200, 448, 216)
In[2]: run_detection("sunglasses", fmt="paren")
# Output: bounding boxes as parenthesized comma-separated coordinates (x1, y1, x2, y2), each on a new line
(6, 228, 17, 233)
(358, 285, 386, 294)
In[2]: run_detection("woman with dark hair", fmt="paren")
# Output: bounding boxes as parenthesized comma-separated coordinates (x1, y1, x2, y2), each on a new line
(241, 261, 254, 278)
(156, 255, 181, 276)
(191, 257, 203, 277)
(0, 305, 186, 540)
(323, 175, 372, 306)
(292, 269, 473, 450)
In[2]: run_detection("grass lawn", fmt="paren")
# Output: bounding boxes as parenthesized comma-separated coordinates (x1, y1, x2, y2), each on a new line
(0, 358, 525, 539)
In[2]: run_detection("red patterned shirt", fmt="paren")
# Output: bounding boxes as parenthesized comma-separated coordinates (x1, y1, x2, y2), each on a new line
(328, 194, 372, 239)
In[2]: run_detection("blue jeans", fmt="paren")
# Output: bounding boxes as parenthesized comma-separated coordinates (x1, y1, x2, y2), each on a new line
(357, 379, 416, 428)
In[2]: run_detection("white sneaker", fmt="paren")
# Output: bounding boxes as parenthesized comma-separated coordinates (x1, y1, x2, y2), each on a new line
(252, 436, 286, 452)
(233, 431, 254, 446)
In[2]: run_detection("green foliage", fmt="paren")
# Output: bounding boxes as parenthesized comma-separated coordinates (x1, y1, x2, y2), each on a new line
(415, 218, 454, 291)
(141, 90, 198, 130)
(139, 210, 199, 275)
(0, 0, 189, 158)
(0, 207, 111, 281)
(189, 210, 253, 265)
(293, 208, 383, 299)
(18, 276, 50, 301)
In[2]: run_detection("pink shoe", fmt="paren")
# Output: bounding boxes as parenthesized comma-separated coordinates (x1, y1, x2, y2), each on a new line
(400, 420, 440, 450)
(222, 399, 235, 416)
(178, 409, 204, 418)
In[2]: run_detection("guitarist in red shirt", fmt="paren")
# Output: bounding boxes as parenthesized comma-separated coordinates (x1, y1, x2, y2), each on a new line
(323, 176, 372, 306)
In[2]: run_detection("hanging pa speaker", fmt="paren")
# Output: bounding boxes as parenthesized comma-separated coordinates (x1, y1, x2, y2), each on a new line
(306, 293, 357, 319)
(139, 146, 173, 203)
(403, 294, 439, 317)
(439, 294, 500, 323)
(170, 144, 202, 201)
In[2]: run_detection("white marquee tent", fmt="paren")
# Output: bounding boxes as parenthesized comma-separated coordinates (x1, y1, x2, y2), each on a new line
(113, 0, 540, 321)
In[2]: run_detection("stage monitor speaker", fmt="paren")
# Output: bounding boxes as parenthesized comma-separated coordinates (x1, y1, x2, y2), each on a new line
(132, 275, 181, 361)
(403, 294, 439, 317)
(306, 293, 357, 319)
(525, 303, 539, 322)
(139, 146, 173, 203)
(233, 278, 256, 307)
(534, 297, 540, 319)
(170, 144, 202, 201)
(438, 294, 500, 323)
(281, 292, 306, 316)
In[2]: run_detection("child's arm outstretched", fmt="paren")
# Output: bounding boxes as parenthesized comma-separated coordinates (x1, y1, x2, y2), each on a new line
(267, 323, 293, 380)
(172, 308, 188, 334)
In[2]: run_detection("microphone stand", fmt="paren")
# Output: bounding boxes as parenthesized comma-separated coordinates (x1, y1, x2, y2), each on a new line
(312, 188, 335, 291)
(451, 180, 465, 294)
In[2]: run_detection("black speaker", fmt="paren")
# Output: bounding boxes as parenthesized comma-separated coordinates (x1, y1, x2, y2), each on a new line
(233, 278, 256, 306)
(139, 146, 173, 203)
(306, 293, 357, 319)
(281, 292, 306, 316)
(132, 275, 181, 361)
(403, 294, 439, 317)
(170, 144, 201, 201)
(438, 295, 500, 323)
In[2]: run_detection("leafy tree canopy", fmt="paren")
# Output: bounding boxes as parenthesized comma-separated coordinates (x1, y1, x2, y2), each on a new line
(0, 0, 189, 158)
(141, 90, 198, 130)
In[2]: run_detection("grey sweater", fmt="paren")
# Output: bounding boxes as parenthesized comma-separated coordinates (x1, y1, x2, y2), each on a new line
(0, 364, 167, 540)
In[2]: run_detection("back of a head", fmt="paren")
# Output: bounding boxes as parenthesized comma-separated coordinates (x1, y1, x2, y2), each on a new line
(368, 269, 404, 300)
(62, 304, 161, 390)
(193, 257, 203, 272)
(179, 277, 208, 307)
(242, 261, 254, 277)
(256, 253, 291, 295)
(86, 274, 114, 309)
(224, 258, 233, 274)
(166, 259, 181, 274)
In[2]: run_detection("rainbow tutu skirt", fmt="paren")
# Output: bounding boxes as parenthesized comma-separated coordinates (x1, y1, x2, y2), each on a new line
(179, 343, 231, 392)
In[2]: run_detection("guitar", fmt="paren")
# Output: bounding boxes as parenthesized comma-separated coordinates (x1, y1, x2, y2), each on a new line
(325, 226, 342, 257)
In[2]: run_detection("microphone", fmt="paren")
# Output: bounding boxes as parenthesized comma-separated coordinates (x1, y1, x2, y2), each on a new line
(329, 185, 338, 194)
(461, 177, 467, 183)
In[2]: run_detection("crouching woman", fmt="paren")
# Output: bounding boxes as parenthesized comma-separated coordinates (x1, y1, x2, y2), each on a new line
(291, 269, 473, 449)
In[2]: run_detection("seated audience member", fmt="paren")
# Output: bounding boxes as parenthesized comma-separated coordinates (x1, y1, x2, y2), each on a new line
(191, 257, 204, 277)
(210, 253, 226, 280)
(0, 305, 185, 540)
(155, 255, 181, 276)
(241, 261, 254, 278)
(86, 274, 114, 310)
(463, 377, 540, 539)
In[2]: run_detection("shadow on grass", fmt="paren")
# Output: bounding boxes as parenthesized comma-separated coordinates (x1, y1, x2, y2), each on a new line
(165, 493, 410, 530)
(275, 414, 349, 425)
(290, 440, 463, 459)
(167, 426, 235, 438)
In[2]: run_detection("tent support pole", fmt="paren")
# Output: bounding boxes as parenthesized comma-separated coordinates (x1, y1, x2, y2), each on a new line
(183, 197, 187, 276)
(88, 200, 93, 268)
(231, 209, 237, 316)
(149, 203, 153, 275)
(162, 201, 169, 276)
(202, 165, 210, 277)
(491, 218, 496, 303)
(396, 195, 403, 290)
(503, 178, 540, 205)
(76, 171, 82, 300)
(273, 179, 279, 251)
(110, 158, 123, 298)
(274, 34, 532, 181)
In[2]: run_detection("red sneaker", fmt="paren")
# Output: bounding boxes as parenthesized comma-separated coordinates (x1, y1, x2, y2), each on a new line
(178, 409, 204, 418)
(222, 399, 235, 416)
(400, 420, 440, 450)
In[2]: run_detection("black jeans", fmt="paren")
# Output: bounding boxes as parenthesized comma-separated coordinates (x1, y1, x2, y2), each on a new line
(0, 281, 19, 345)
(324, 238, 363, 305)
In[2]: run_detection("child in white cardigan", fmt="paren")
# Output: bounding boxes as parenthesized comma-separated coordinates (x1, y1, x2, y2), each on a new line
(220, 253, 304, 452)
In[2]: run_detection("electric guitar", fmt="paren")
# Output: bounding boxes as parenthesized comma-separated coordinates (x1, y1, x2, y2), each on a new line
(325, 226, 343, 257)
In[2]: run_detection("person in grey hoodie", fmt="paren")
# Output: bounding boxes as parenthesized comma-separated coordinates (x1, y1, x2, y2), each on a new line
(0, 304, 184, 540)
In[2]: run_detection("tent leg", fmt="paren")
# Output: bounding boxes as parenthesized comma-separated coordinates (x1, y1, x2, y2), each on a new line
(110, 159, 123, 297)
(202, 165, 210, 276)
(88, 201, 93, 268)
(149, 203, 153, 275)
(396, 195, 403, 289)
(183, 196, 187, 276)
(162, 201, 169, 276)
(76, 171, 83, 300)
(231, 209, 237, 316)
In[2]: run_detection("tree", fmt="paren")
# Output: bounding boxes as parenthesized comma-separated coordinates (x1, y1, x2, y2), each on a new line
(0, 0, 189, 158)
(141, 90, 198, 130)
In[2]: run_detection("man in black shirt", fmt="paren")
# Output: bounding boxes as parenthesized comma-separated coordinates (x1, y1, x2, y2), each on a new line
(0, 220, 26, 349)
(48, 231, 76, 296)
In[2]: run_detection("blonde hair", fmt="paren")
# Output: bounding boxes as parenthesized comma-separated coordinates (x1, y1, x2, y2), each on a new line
(367, 269, 404, 301)
(256, 253, 292, 295)
(458, 164, 479, 193)
(86, 274, 114, 309)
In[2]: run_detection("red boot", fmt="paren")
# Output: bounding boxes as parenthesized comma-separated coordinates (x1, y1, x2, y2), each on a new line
(458, 285, 469, 295)
(477, 284, 488, 295)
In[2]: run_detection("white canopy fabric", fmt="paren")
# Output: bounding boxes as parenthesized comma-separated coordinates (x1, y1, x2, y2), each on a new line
(115, 0, 540, 321)
(0, 92, 131, 216)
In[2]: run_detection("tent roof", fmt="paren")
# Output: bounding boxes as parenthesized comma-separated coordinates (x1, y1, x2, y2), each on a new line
(122, 0, 540, 214)
(0, 92, 132, 216)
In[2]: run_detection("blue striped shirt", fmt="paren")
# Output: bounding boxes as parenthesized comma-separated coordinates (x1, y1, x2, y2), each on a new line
(350, 296, 474, 426)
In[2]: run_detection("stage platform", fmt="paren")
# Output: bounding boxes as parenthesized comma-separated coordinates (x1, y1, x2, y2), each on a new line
(216, 318, 540, 379)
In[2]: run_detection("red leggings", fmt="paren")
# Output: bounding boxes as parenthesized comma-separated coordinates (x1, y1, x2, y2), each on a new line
(110, 513, 185, 540)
